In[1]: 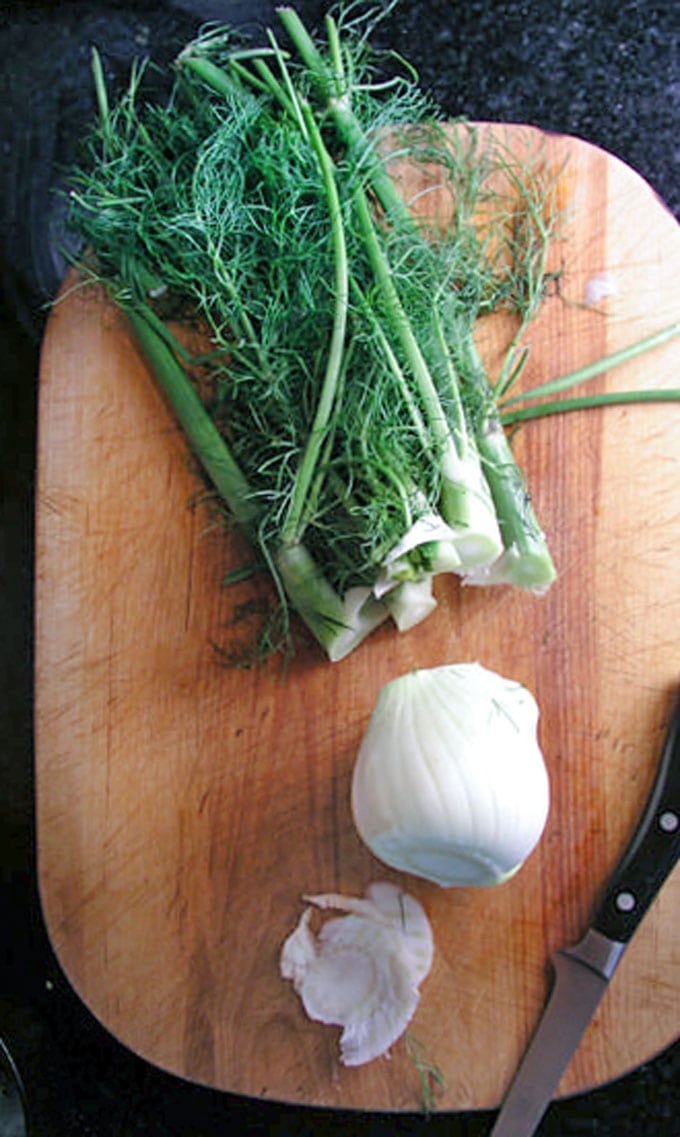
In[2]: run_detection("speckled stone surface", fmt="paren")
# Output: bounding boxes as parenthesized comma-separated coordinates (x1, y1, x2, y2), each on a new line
(1, 3, 678, 1134)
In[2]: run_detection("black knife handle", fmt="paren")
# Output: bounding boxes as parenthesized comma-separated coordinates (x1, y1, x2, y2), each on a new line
(593, 691, 680, 943)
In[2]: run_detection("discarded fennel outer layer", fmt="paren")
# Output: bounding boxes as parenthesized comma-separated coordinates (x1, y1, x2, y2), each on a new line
(351, 663, 550, 886)
(280, 882, 433, 1067)
(66, 9, 568, 662)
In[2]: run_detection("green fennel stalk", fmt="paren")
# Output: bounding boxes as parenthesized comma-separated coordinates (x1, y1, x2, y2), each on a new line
(273, 7, 558, 585)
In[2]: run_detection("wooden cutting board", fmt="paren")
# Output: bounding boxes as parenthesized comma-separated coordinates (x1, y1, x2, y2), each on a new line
(35, 125, 680, 1113)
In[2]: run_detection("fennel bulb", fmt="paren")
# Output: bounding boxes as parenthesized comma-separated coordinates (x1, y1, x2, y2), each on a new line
(351, 663, 550, 887)
(280, 883, 433, 1066)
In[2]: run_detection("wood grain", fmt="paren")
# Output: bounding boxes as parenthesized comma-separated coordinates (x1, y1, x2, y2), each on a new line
(35, 125, 680, 1112)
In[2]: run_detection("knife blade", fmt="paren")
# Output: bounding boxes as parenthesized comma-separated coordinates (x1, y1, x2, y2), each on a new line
(489, 690, 680, 1137)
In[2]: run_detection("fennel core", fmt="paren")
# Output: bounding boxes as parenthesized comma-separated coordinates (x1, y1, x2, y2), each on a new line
(66, 10, 679, 663)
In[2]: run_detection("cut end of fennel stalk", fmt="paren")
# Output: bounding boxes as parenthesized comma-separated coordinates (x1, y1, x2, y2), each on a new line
(280, 882, 433, 1067)
(461, 542, 558, 593)
(274, 544, 390, 662)
(383, 577, 439, 632)
(438, 482, 504, 570)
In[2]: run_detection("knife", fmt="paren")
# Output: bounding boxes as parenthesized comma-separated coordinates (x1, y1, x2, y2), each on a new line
(489, 690, 680, 1137)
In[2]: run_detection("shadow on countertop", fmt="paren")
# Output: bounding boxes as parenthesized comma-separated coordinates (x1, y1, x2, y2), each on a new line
(1, 2, 679, 1134)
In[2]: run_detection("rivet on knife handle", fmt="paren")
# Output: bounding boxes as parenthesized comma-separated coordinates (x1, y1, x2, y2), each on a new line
(593, 692, 680, 943)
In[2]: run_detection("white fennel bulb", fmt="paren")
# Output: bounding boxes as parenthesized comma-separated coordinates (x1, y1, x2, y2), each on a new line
(351, 663, 550, 887)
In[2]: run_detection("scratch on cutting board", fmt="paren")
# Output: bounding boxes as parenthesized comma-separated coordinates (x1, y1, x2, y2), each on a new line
(183, 499, 197, 633)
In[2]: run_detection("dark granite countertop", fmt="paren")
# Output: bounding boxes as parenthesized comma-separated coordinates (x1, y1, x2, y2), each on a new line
(1, 2, 678, 1134)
